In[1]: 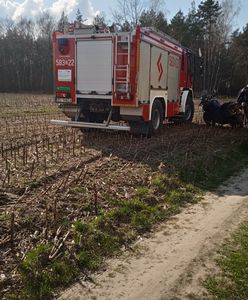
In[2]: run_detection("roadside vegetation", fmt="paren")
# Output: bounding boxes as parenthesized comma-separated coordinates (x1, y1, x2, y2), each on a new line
(180, 140, 248, 190)
(7, 174, 200, 299)
(205, 221, 248, 299)
(1, 94, 248, 299)
(8, 142, 248, 299)
(6, 141, 248, 298)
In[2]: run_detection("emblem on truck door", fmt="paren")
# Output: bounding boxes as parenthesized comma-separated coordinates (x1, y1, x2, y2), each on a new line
(157, 53, 163, 82)
(58, 38, 69, 55)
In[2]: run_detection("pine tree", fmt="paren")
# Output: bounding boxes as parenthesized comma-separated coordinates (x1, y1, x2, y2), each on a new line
(93, 13, 106, 27)
(197, 0, 222, 91)
(186, 1, 204, 48)
(198, 0, 221, 29)
(76, 9, 83, 23)
(169, 10, 187, 43)
(139, 9, 168, 33)
(57, 11, 69, 32)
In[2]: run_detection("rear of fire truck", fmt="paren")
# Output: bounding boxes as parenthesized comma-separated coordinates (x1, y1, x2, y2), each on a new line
(52, 24, 195, 135)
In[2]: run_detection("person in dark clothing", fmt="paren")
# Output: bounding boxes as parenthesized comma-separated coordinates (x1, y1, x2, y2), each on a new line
(237, 85, 248, 124)
(237, 85, 248, 105)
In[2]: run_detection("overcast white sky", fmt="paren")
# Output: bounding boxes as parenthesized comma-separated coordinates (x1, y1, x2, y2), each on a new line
(0, 0, 246, 30)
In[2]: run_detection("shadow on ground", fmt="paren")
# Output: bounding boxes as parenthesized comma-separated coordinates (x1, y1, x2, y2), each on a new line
(80, 123, 248, 195)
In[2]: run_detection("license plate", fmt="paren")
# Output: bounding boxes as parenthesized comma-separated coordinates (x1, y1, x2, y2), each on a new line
(55, 97, 71, 103)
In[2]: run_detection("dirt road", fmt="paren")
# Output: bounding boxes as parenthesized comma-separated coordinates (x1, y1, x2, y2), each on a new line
(59, 170, 248, 300)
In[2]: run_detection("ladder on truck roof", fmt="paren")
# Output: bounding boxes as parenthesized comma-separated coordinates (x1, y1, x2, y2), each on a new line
(113, 33, 131, 98)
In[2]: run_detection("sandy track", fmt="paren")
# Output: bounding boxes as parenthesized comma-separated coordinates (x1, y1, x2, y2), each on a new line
(59, 170, 248, 300)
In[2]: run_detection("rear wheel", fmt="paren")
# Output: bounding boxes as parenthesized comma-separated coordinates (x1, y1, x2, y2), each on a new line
(148, 100, 164, 135)
(183, 96, 194, 123)
(130, 100, 164, 137)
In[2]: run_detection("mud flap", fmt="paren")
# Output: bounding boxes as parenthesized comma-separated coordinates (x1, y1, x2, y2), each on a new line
(130, 121, 151, 137)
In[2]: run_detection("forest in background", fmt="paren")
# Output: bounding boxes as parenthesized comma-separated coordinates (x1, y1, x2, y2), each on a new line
(0, 0, 247, 96)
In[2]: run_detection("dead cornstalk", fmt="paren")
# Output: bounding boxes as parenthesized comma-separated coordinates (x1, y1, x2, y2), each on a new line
(72, 131, 76, 156)
(49, 231, 70, 260)
(55, 179, 64, 194)
(22, 145, 26, 166)
(44, 156, 47, 177)
(93, 182, 98, 215)
(62, 170, 71, 190)
(75, 166, 87, 184)
(44, 200, 48, 240)
(7, 168, 10, 185)
(14, 149, 17, 168)
(25, 146, 28, 165)
(2, 169, 10, 187)
(56, 146, 60, 160)
(30, 159, 36, 178)
(10, 143, 13, 157)
(35, 140, 39, 162)
(53, 196, 57, 222)
(5, 153, 8, 170)
(10, 211, 15, 247)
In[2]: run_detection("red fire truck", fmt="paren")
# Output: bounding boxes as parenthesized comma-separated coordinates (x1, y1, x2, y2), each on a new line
(51, 25, 195, 135)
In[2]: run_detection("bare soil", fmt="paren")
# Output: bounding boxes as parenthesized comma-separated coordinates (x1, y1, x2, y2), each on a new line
(59, 170, 248, 300)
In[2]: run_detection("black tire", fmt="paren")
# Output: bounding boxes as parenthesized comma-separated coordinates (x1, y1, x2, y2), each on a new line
(243, 103, 248, 126)
(203, 112, 211, 126)
(148, 100, 164, 135)
(230, 114, 244, 128)
(183, 96, 194, 123)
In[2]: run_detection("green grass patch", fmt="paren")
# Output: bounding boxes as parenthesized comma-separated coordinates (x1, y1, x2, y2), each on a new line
(131, 210, 153, 233)
(152, 174, 200, 201)
(153, 174, 181, 193)
(166, 190, 195, 205)
(13, 243, 78, 300)
(12, 174, 202, 299)
(205, 221, 248, 299)
(76, 250, 102, 271)
(180, 140, 248, 190)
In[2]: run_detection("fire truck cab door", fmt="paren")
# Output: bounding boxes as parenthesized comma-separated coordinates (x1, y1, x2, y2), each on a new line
(76, 39, 112, 95)
(168, 54, 180, 102)
(150, 46, 168, 90)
